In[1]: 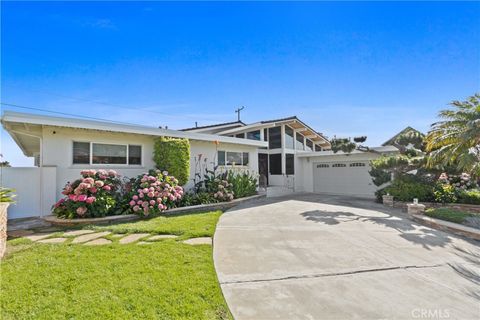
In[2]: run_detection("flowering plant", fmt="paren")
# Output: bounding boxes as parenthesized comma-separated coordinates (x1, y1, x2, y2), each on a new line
(52, 169, 122, 218)
(127, 169, 184, 216)
(437, 172, 478, 191)
(212, 178, 234, 202)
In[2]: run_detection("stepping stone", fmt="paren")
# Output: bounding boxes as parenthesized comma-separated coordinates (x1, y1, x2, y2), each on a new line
(182, 237, 212, 245)
(8, 230, 34, 238)
(63, 230, 95, 237)
(84, 238, 112, 246)
(147, 235, 178, 241)
(137, 241, 152, 245)
(24, 232, 56, 242)
(119, 233, 151, 244)
(37, 237, 67, 244)
(72, 231, 111, 244)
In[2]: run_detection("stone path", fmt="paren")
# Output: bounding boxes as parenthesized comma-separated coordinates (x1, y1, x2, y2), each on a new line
(118, 233, 150, 244)
(72, 231, 111, 244)
(12, 229, 211, 247)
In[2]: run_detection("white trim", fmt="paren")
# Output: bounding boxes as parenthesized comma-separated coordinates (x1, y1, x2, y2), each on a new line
(1, 111, 268, 148)
(72, 140, 144, 167)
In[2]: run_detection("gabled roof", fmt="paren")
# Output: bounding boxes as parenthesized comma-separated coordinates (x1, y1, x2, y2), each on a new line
(1, 112, 268, 157)
(217, 115, 330, 146)
(181, 120, 245, 132)
(382, 126, 424, 146)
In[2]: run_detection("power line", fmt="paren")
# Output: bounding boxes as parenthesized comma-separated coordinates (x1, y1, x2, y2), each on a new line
(3, 86, 225, 122)
(0, 102, 147, 126)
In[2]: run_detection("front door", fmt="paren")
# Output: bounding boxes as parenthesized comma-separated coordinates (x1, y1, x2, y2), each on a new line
(258, 153, 269, 187)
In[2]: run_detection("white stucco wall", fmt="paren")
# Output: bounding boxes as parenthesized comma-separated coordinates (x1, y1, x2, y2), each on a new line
(6, 126, 259, 218)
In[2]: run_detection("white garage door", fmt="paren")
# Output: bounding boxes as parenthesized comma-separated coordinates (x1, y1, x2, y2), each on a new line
(313, 161, 376, 197)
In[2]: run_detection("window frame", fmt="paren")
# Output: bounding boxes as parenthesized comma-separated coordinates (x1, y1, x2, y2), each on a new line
(72, 141, 143, 166)
(268, 126, 282, 149)
(269, 153, 282, 175)
(286, 153, 295, 175)
(217, 150, 250, 167)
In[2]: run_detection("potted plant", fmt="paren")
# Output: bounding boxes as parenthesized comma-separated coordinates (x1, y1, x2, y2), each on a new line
(0, 187, 15, 259)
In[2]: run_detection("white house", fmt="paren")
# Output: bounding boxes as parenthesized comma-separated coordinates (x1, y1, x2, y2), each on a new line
(1, 111, 266, 219)
(1, 111, 398, 219)
(182, 116, 398, 196)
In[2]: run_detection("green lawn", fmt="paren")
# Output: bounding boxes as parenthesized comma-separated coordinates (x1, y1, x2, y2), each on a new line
(425, 208, 474, 224)
(88, 211, 222, 240)
(1, 211, 231, 320)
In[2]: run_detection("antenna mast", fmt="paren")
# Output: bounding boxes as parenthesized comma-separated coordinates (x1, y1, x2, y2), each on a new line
(235, 106, 245, 122)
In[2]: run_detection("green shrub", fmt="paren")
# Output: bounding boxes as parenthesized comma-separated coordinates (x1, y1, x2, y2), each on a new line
(425, 208, 473, 224)
(153, 137, 190, 186)
(0, 187, 15, 203)
(433, 183, 457, 204)
(377, 175, 435, 202)
(177, 192, 217, 206)
(226, 170, 258, 198)
(457, 189, 480, 205)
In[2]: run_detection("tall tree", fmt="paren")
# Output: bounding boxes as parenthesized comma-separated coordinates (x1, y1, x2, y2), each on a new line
(426, 94, 480, 177)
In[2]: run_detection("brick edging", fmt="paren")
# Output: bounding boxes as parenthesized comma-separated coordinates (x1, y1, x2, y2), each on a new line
(410, 214, 480, 241)
(43, 194, 266, 226)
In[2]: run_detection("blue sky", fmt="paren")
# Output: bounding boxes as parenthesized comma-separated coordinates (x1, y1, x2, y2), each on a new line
(2, 1, 479, 166)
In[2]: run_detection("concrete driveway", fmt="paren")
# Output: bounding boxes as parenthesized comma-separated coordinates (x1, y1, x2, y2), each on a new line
(213, 194, 480, 320)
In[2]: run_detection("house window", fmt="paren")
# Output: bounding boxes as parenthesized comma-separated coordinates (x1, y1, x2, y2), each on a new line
(286, 154, 294, 175)
(268, 126, 281, 149)
(269, 153, 282, 175)
(128, 145, 142, 165)
(217, 151, 249, 166)
(263, 128, 268, 141)
(296, 133, 304, 150)
(284, 126, 294, 149)
(332, 163, 347, 167)
(315, 145, 322, 152)
(235, 133, 245, 139)
(247, 130, 260, 141)
(306, 139, 313, 151)
(73, 142, 142, 165)
(92, 143, 127, 164)
(73, 142, 90, 164)
(349, 162, 366, 167)
(316, 164, 329, 168)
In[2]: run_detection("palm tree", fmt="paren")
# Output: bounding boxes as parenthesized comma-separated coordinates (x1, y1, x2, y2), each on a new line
(426, 93, 480, 176)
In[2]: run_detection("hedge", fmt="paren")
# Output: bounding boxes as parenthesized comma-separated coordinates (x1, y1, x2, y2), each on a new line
(153, 137, 190, 186)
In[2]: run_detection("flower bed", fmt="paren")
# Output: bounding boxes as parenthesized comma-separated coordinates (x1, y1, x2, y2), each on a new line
(51, 168, 259, 219)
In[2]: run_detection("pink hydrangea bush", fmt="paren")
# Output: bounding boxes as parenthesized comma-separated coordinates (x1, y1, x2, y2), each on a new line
(128, 169, 184, 216)
(212, 179, 234, 202)
(52, 169, 122, 219)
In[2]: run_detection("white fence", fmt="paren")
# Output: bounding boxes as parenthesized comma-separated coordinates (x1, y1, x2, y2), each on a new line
(0, 167, 57, 219)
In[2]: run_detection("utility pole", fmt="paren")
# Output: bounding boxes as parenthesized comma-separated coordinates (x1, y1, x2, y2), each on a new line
(235, 106, 245, 122)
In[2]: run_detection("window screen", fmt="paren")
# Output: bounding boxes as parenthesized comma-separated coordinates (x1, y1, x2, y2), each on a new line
(268, 127, 282, 149)
(128, 145, 142, 165)
(269, 153, 282, 174)
(286, 154, 294, 175)
(92, 143, 127, 164)
(73, 142, 90, 164)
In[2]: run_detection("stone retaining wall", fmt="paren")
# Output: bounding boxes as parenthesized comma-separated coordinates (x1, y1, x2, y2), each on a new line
(44, 194, 266, 226)
(390, 201, 480, 214)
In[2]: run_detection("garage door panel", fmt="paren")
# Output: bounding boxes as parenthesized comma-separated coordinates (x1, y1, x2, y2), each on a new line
(313, 161, 375, 196)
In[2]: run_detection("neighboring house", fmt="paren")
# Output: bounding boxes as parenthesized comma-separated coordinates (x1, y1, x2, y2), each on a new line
(382, 126, 425, 149)
(1, 111, 399, 219)
(1, 111, 266, 219)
